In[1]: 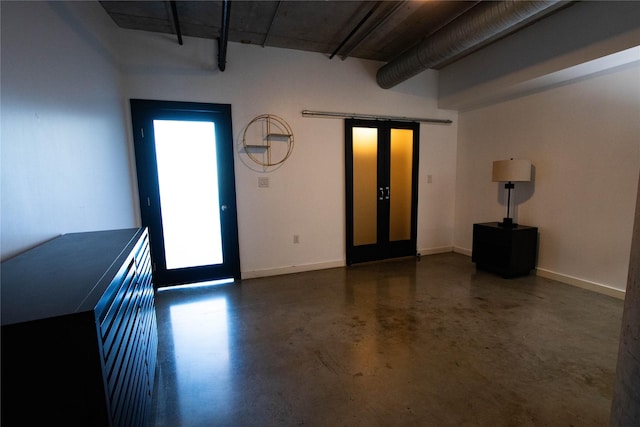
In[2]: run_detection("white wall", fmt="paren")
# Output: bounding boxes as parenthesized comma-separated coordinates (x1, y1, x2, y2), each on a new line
(453, 63, 640, 293)
(4, 1, 635, 293)
(439, 0, 640, 111)
(118, 31, 458, 277)
(444, 1, 640, 294)
(1, 1, 137, 260)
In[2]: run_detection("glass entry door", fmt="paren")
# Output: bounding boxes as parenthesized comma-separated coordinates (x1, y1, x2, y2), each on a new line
(345, 119, 419, 265)
(131, 100, 240, 287)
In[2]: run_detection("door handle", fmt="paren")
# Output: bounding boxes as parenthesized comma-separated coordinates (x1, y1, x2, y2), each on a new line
(385, 187, 390, 200)
(221, 204, 228, 212)
(379, 188, 384, 201)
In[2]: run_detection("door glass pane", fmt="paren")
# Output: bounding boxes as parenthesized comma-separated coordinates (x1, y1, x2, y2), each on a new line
(153, 120, 223, 269)
(352, 127, 378, 246)
(389, 128, 413, 242)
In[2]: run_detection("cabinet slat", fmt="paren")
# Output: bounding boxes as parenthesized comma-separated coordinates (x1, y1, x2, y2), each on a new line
(0, 228, 158, 427)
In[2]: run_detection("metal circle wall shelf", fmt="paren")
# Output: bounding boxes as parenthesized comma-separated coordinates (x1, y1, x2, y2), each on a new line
(242, 114, 294, 169)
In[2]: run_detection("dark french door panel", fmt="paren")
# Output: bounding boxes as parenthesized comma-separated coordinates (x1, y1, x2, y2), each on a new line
(345, 119, 419, 265)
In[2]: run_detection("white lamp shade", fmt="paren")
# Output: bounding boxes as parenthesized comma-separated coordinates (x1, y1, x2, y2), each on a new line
(492, 159, 532, 182)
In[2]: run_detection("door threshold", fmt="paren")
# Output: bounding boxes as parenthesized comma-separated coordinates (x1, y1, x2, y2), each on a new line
(348, 255, 419, 267)
(156, 278, 235, 292)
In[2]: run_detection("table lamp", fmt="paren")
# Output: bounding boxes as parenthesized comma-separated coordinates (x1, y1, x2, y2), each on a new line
(492, 158, 532, 227)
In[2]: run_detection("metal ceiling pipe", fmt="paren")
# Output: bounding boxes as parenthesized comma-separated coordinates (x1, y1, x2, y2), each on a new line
(262, 1, 282, 47)
(218, 0, 231, 72)
(330, 2, 381, 60)
(376, 0, 561, 89)
(338, 1, 406, 60)
(170, 0, 183, 45)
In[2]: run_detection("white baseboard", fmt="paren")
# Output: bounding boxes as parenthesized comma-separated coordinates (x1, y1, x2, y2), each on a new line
(418, 246, 454, 256)
(453, 246, 472, 256)
(240, 253, 626, 300)
(242, 248, 454, 279)
(241, 259, 346, 280)
(448, 248, 625, 299)
(535, 268, 625, 300)
(243, 249, 454, 280)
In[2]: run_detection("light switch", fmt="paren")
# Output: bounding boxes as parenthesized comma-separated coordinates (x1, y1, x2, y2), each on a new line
(258, 177, 269, 188)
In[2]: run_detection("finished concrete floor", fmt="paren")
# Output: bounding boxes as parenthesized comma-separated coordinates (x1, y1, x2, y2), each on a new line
(149, 253, 624, 426)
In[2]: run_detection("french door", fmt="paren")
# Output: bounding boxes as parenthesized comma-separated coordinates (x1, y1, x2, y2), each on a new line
(345, 119, 419, 265)
(130, 99, 240, 287)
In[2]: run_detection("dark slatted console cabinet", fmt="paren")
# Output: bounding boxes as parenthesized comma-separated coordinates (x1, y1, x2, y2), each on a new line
(1, 228, 158, 427)
(472, 222, 538, 278)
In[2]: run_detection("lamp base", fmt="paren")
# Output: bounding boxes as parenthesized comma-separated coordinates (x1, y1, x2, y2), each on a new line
(499, 218, 516, 228)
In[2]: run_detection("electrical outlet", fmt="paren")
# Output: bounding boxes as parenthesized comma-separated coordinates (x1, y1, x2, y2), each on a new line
(293, 234, 300, 244)
(258, 177, 269, 188)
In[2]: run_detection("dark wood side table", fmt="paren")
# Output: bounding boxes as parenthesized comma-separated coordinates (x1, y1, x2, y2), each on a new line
(472, 222, 538, 278)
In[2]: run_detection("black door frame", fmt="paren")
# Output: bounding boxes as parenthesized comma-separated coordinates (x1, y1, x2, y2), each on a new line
(345, 119, 419, 265)
(130, 99, 241, 287)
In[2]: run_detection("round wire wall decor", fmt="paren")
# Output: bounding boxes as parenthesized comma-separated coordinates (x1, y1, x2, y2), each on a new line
(242, 114, 294, 167)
